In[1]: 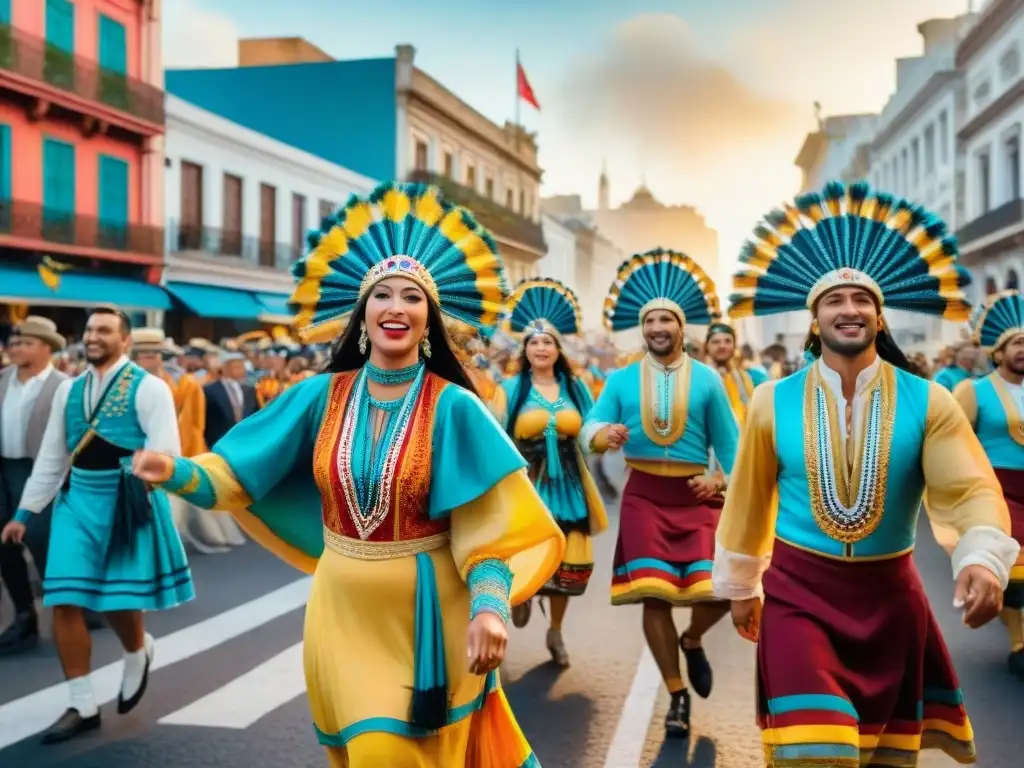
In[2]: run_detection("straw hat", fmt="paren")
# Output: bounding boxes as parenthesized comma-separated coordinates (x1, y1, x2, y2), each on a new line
(12, 316, 66, 351)
(131, 327, 168, 353)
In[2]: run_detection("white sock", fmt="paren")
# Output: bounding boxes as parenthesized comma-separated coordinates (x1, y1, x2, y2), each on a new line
(121, 634, 153, 701)
(68, 675, 98, 718)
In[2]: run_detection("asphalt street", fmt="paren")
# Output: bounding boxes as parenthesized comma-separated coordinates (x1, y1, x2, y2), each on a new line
(0, 455, 1022, 767)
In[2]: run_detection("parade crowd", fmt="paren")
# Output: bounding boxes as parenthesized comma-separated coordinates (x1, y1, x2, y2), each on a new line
(0, 179, 1023, 768)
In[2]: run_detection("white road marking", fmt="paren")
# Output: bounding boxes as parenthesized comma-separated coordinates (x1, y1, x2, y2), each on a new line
(602, 647, 663, 768)
(0, 577, 311, 749)
(159, 642, 306, 729)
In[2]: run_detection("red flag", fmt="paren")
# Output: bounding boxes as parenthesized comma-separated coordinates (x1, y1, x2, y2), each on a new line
(517, 61, 540, 110)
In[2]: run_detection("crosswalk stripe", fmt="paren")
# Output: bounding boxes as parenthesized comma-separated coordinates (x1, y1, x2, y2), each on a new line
(0, 577, 311, 750)
(159, 642, 307, 729)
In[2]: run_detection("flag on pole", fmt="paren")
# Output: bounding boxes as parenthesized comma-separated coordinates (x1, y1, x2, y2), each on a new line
(517, 58, 540, 110)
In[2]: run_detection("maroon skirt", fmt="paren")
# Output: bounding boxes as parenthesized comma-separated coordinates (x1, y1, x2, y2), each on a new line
(757, 540, 974, 767)
(610, 470, 723, 606)
(994, 468, 1024, 587)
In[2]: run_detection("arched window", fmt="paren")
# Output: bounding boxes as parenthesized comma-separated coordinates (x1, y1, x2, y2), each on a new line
(1007, 270, 1020, 290)
(986, 276, 999, 295)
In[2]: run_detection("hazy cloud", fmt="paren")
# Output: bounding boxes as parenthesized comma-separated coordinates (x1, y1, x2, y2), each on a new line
(558, 14, 808, 180)
(163, 0, 241, 69)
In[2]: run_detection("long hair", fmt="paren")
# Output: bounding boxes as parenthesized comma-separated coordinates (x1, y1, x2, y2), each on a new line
(803, 326, 913, 373)
(505, 336, 585, 440)
(323, 296, 479, 395)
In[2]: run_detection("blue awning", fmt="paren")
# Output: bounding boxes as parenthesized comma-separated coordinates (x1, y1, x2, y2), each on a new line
(253, 292, 293, 317)
(0, 265, 171, 310)
(165, 282, 265, 319)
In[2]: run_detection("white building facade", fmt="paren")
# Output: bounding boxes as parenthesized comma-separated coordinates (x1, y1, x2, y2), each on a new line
(956, 0, 1024, 303)
(868, 16, 976, 350)
(537, 215, 577, 289)
(162, 94, 377, 339)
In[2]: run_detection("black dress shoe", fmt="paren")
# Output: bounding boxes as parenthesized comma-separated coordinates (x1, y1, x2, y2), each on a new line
(665, 688, 691, 739)
(680, 634, 714, 699)
(0, 612, 39, 655)
(117, 642, 152, 714)
(41, 708, 101, 744)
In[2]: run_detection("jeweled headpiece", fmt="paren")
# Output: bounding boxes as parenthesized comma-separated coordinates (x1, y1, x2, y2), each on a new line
(972, 290, 1024, 353)
(727, 180, 972, 320)
(290, 181, 509, 340)
(506, 277, 582, 341)
(603, 248, 719, 332)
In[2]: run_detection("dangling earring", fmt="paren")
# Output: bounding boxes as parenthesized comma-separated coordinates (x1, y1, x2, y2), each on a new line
(358, 322, 368, 355)
(811, 319, 820, 334)
(420, 335, 432, 359)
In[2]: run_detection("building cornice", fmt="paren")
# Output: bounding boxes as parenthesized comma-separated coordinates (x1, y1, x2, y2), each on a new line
(958, 77, 1024, 141)
(406, 75, 543, 181)
(957, 0, 1023, 67)
(871, 70, 957, 150)
(165, 95, 377, 190)
(163, 253, 294, 294)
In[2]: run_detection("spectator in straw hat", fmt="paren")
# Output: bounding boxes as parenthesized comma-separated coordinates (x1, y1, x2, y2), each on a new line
(0, 317, 68, 654)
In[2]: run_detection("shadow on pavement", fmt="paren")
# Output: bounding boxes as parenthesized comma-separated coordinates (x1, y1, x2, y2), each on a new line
(649, 734, 717, 767)
(503, 662, 596, 765)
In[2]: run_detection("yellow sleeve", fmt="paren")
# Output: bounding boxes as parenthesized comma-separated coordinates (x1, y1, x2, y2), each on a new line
(178, 377, 208, 457)
(951, 379, 978, 429)
(716, 382, 780, 558)
(923, 382, 1010, 536)
(449, 469, 566, 606)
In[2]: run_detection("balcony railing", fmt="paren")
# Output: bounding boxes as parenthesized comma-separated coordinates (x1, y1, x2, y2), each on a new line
(0, 23, 164, 126)
(167, 221, 302, 271)
(0, 198, 162, 257)
(407, 170, 546, 253)
(957, 198, 1024, 246)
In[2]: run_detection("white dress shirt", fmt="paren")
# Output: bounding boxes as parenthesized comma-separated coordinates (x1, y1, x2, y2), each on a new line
(17, 356, 181, 514)
(1, 364, 54, 459)
(816, 355, 881, 442)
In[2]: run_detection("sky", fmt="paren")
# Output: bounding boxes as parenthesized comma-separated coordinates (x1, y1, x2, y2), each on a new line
(164, 0, 976, 285)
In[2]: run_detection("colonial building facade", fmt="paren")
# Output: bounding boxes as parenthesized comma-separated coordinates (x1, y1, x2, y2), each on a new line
(0, 0, 166, 335)
(162, 94, 376, 342)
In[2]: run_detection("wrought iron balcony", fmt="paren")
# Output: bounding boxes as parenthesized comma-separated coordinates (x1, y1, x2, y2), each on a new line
(0, 22, 164, 128)
(957, 198, 1024, 247)
(167, 222, 302, 271)
(0, 198, 162, 260)
(407, 170, 546, 253)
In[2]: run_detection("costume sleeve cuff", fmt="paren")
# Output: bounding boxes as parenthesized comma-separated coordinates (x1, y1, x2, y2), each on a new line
(951, 525, 1021, 591)
(467, 558, 513, 624)
(711, 542, 768, 600)
(580, 422, 609, 455)
(14, 508, 32, 525)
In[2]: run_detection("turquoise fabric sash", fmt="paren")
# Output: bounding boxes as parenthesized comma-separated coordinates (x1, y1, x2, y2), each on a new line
(411, 551, 448, 730)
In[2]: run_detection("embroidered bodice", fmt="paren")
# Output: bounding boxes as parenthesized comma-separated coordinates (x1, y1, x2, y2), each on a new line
(315, 370, 450, 543)
(65, 363, 148, 453)
(970, 373, 1024, 470)
(772, 362, 929, 558)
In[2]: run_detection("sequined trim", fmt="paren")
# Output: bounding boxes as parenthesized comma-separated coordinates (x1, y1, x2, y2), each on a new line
(639, 354, 690, 446)
(987, 373, 1024, 448)
(803, 362, 895, 544)
(322, 526, 449, 560)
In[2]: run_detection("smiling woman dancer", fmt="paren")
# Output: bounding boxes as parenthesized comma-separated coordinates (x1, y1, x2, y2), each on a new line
(132, 182, 565, 768)
(491, 278, 609, 668)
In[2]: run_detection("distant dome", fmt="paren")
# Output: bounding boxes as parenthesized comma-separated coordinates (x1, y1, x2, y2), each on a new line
(622, 184, 663, 209)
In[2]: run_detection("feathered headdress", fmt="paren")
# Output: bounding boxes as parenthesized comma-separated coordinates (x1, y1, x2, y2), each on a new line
(728, 180, 972, 320)
(972, 290, 1024, 352)
(506, 277, 582, 340)
(290, 181, 509, 341)
(603, 248, 719, 332)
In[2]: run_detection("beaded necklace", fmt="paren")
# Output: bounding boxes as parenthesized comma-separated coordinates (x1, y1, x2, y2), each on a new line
(528, 380, 566, 480)
(336, 365, 426, 539)
(365, 360, 423, 386)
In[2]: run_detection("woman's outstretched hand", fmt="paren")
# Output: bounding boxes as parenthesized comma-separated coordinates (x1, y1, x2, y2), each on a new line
(466, 612, 508, 675)
(132, 450, 174, 484)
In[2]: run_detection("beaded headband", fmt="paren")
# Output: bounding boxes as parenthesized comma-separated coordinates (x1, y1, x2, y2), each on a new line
(358, 255, 441, 304)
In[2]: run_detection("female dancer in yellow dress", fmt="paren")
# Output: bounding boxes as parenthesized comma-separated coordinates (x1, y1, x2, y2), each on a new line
(132, 182, 565, 767)
(490, 279, 608, 667)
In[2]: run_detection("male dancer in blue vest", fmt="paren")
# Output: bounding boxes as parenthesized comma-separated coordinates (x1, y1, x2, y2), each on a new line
(1, 307, 194, 743)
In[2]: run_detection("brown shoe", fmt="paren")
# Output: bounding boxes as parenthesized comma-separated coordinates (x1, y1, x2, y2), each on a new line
(511, 598, 532, 628)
